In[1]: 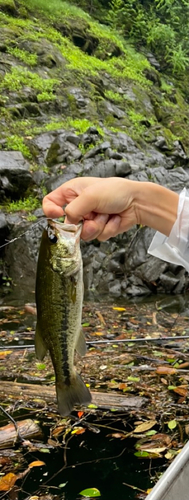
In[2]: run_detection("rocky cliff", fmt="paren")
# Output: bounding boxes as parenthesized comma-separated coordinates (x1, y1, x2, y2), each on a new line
(0, 0, 189, 301)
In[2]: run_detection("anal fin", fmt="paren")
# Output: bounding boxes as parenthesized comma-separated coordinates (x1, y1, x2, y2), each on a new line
(76, 328, 86, 356)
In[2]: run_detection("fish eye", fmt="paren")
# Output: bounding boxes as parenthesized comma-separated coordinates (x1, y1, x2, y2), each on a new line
(48, 228, 58, 244)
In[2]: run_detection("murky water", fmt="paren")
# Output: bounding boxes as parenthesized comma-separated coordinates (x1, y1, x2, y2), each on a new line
(1, 290, 188, 499)
(13, 418, 165, 500)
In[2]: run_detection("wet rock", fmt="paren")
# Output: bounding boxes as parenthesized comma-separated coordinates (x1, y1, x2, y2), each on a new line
(108, 279, 122, 297)
(159, 271, 180, 292)
(103, 101, 125, 119)
(83, 141, 111, 159)
(45, 162, 83, 192)
(4, 219, 45, 302)
(148, 166, 189, 192)
(115, 160, 131, 176)
(0, 151, 33, 198)
(136, 256, 167, 282)
(83, 158, 116, 177)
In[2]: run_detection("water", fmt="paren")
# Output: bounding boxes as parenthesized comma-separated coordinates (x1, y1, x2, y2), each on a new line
(1, 290, 187, 499)
(18, 424, 165, 500)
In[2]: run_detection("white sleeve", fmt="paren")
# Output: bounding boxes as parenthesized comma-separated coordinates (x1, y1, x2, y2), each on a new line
(148, 188, 189, 272)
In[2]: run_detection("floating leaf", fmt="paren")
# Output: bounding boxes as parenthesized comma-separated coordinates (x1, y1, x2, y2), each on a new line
(71, 427, 85, 435)
(134, 451, 150, 458)
(112, 307, 126, 311)
(145, 430, 157, 436)
(172, 386, 188, 397)
(127, 376, 140, 382)
(0, 473, 17, 491)
(78, 411, 84, 418)
(118, 383, 127, 391)
(40, 448, 51, 454)
(0, 351, 12, 359)
(156, 366, 177, 375)
(168, 419, 177, 430)
(141, 446, 166, 454)
(29, 461, 45, 468)
(59, 482, 67, 488)
(36, 363, 46, 370)
(134, 420, 157, 434)
(88, 404, 98, 409)
(79, 487, 101, 497)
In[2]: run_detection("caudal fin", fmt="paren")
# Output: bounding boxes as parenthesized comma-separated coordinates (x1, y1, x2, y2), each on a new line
(56, 373, 91, 417)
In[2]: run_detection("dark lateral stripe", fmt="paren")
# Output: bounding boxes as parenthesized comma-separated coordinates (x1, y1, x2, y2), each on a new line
(60, 291, 70, 386)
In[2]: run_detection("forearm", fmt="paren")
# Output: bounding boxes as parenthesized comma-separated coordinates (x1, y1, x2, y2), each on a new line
(133, 182, 179, 236)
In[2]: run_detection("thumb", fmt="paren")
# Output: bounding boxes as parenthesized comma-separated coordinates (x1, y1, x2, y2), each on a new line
(65, 188, 101, 223)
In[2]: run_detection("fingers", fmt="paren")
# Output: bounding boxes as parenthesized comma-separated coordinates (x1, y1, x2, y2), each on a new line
(78, 214, 121, 241)
(81, 214, 109, 241)
(97, 215, 121, 241)
(42, 177, 101, 219)
(42, 186, 66, 218)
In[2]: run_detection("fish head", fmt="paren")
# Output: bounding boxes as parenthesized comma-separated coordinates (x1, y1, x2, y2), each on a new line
(46, 219, 82, 275)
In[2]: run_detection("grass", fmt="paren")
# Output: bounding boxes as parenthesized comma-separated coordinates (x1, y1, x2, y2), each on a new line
(5, 196, 40, 213)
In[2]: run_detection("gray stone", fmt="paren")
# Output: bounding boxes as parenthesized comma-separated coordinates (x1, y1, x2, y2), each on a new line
(0, 211, 6, 230)
(84, 141, 111, 159)
(159, 272, 180, 292)
(83, 158, 116, 177)
(115, 160, 131, 176)
(45, 162, 83, 192)
(0, 151, 33, 197)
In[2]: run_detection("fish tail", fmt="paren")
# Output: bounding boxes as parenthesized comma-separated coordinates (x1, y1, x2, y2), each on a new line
(56, 374, 91, 417)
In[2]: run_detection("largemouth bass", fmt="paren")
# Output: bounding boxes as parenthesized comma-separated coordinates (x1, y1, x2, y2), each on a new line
(35, 219, 91, 416)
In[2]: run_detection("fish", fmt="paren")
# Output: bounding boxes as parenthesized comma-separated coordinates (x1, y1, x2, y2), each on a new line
(35, 219, 91, 416)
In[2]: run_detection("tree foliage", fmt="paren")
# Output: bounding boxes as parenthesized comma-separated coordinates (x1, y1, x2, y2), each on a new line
(73, 0, 189, 76)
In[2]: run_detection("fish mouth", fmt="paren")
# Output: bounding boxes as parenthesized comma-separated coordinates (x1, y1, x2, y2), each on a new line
(47, 219, 82, 234)
(47, 219, 82, 239)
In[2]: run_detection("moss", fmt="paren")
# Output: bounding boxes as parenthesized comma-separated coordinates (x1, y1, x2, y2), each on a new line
(104, 90, 123, 103)
(5, 195, 40, 213)
(7, 47, 38, 66)
(0, 66, 59, 93)
(65, 118, 104, 135)
(5, 135, 32, 158)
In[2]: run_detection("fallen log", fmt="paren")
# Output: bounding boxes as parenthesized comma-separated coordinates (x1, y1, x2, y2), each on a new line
(0, 419, 42, 449)
(0, 380, 145, 411)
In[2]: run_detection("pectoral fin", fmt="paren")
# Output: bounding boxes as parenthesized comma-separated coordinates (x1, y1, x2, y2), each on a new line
(35, 324, 47, 360)
(76, 329, 86, 356)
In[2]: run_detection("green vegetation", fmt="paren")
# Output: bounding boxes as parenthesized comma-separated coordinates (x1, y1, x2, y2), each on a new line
(0, 0, 188, 156)
(0, 66, 59, 94)
(104, 90, 123, 103)
(7, 47, 38, 66)
(5, 196, 40, 213)
(65, 118, 104, 135)
(5, 135, 31, 158)
(75, 0, 189, 78)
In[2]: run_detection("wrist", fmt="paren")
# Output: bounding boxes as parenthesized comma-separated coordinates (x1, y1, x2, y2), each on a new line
(133, 182, 179, 236)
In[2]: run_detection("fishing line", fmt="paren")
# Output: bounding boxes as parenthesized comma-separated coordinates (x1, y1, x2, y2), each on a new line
(0, 217, 47, 250)
(1, 335, 189, 350)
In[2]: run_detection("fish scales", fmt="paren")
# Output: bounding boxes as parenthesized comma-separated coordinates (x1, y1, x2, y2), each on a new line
(35, 220, 91, 416)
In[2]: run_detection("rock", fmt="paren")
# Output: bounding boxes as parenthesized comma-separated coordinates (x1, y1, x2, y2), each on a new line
(83, 158, 116, 177)
(0, 151, 33, 198)
(103, 101, 126, 119)
(83, 141, 111, 159)
(115, 160, 131, 176)
(159, 272, 180, 292)
(46, 134, 82, 167)
(45, 162, 83, 192)
(136, 256, 167, 282)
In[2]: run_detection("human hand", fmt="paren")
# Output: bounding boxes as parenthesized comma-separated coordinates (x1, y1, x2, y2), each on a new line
(43, 177, 138, 241)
